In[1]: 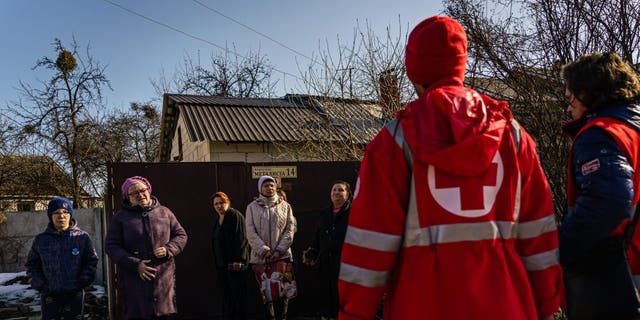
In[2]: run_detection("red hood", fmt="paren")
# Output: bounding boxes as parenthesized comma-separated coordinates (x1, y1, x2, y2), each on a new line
(399, 85, 510, 176)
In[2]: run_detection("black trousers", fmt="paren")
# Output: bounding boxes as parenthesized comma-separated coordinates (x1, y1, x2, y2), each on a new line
(217, 267, 248, 320)
(40, 290, 84, 320)
(264, 299, 288, 320)
(128, 316, 176, 320)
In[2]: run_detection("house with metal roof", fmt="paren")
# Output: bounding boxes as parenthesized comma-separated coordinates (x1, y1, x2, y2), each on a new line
(0, 155, 100, 211)
(158, 93, 387, 163)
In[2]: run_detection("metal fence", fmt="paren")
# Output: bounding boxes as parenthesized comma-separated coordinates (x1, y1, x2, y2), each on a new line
(106, 161, 360, 319)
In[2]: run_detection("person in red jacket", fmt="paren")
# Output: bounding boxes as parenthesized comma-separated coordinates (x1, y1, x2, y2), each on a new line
(338, 16, 562, 320)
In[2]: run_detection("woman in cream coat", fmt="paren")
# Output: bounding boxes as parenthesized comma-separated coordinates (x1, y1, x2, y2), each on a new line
(246, 175, 296, 320)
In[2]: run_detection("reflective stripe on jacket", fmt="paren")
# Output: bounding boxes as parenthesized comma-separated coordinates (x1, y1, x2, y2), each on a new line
(339, 87, 561, 320)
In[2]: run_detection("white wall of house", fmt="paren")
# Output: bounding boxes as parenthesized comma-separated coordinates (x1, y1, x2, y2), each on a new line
(206, 141, 320, 162)
(170, 117, 211, 162)
(181, 140, 209, 162)
(169, 129, 231, 162)
(208, 142, 279, 162)
(168, 116, 360, 163)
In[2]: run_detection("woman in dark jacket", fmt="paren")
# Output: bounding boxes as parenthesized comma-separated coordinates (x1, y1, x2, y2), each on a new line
(560, 52, 640, 319)
(210, 191, 249, 320)
(303, 180, 352, 320)
(105, 176, 188, 320)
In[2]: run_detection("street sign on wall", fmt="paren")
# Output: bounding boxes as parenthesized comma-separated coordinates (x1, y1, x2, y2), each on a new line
(251, 165, 297, 179)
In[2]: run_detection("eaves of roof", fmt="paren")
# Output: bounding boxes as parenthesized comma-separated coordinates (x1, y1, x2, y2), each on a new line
(161, 93, 383, 147)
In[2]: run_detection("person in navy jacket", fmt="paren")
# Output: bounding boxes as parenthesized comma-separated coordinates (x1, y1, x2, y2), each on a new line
(560, 52, 640, 319)
(25, 197, 98, 320)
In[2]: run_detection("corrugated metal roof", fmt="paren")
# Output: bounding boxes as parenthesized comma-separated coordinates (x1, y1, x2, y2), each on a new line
(167, 94, 384, 144)
(168, 94, 298, 108)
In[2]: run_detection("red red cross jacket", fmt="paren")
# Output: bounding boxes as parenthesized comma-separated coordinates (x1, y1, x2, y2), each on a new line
(338, 83, 562, 319)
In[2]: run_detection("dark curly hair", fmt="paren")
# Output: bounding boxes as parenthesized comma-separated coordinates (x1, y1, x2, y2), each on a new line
(561, 52, 640, 110)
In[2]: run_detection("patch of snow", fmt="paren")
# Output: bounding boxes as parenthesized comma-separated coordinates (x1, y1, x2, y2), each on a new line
(90, 285, 106, 298)
(0, 272, 105, 304)
(0, 272, 108, 319)
(0, 271, 39, 307)
(0, 271, 25, 285)
(0, 283, 39, 302)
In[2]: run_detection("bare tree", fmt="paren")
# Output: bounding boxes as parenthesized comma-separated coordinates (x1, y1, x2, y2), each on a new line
(278, 19, 412, 161)
(9, 38, 110, 206)
(270, 95, 384, 161)
(443, 0, 640, 216)
(0, 114, 32, 211)
(151, 49, 277, 98)
(67, 102, 162, 196)
(299, 18, 413, 107)
(0, 113, 27, 156)
(100, 102, 161, 163)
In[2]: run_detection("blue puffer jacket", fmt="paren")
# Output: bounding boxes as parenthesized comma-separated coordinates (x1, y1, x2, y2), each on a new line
(25, 220, 98, 294)
(560, 102, 640, 269)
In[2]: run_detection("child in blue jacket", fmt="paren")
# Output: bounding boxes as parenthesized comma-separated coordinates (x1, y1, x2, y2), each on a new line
(25, 197, 98, 320)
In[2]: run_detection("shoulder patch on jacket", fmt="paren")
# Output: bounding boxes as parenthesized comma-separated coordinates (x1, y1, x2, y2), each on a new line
(581, 158, 601, 175)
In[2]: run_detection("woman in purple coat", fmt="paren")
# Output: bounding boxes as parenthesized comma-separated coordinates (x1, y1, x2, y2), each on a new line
(105, 176, 188, 319)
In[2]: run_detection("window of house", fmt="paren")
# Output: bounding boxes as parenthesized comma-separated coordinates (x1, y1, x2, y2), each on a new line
(17, 202, 35, 211)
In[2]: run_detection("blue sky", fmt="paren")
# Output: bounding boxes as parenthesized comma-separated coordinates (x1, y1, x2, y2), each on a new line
(0, 1, 442, 110)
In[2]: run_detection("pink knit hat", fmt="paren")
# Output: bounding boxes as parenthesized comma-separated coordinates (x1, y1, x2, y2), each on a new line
(405, 16, 467, 87)
(121, 176, 152, 199)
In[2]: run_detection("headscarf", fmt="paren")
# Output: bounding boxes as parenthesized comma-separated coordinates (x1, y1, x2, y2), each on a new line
(121, 175, 152, 199)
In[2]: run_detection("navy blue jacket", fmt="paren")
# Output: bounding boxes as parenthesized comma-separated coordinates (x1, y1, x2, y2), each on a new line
(560, 102, 640, 270)
(25, 220, 98, 294)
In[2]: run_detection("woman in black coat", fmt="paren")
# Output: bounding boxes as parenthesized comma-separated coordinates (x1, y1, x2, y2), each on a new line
(303, 180, 352, 320)
(211, 192, 249, 320)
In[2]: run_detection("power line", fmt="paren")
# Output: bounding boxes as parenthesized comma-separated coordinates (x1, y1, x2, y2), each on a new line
(191, 0, 322, 66)
(101, 0, 304, 82)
